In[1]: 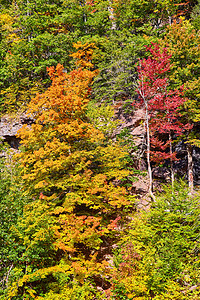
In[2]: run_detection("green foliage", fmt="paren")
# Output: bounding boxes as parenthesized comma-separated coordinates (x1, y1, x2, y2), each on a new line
(191, 0, 200, 30)
(0, 0, 77, 112)
(92, 32, 157, 105)
(0, 0, 113, 112)
(112, 0, 191, 36)
(86, 101, 120, 138)
(112, 181, 200, 299)
(36, 279, 105, 299)
(161, 19, 200, 146)
(0, 145, 28, 298)
(1, 0, 182, 112)
(163, 19, 200, 87)
(111, 281, 128, 300)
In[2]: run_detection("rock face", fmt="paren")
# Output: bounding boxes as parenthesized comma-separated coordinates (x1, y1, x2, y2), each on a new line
(0, 114, 33, 149)
(115, 107, 200, 191)
(116, 108, 145, 145)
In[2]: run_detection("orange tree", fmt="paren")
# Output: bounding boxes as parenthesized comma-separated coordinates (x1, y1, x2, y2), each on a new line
(8, 53, 134, 299)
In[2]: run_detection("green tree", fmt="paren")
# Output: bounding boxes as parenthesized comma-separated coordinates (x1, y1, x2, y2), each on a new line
(162, 19, 200, 192)
(0, 0, 76, 112)
(191, 0, 200, 30)
(0, 146, 27, 299)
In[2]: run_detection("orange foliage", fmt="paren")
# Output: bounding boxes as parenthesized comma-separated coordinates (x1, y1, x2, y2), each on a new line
(13, 43, 133, 298)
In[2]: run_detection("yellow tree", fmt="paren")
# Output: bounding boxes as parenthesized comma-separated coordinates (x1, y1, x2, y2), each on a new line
(9, 45, 133, 299)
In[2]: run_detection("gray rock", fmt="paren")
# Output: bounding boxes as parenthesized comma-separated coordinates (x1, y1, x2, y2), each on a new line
(0, 114, 33, 149)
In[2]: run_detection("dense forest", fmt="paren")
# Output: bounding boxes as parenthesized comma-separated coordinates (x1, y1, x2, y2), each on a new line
(0, 0, 200, 299)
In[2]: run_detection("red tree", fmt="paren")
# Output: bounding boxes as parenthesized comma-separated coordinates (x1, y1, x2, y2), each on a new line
(136, 43, 191, 196)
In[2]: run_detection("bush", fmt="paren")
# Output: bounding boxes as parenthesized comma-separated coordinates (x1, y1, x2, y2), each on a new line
(112, 181, 200, 299)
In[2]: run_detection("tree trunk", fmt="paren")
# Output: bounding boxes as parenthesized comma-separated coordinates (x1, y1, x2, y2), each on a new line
(167, 10, 172, 25)
(145, 102, 155, 201)
(137, 69, 155, 201)
(108, 1, 117, 30)
(169, 131, 174, 189)
(187, 144, 194, 194)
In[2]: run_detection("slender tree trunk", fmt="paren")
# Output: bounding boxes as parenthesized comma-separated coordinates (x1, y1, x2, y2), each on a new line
(145, 102, 155, 201)
(27, 0, 30, 16)
(187, 143, 194, 194)
(169, 131, 174, 189)
(137, 67, 155, 201)
(108, 1, 116, 30)
(5, 264, 13, 289)
(26, 0, 32, 42)
(166, 9, 172, 25)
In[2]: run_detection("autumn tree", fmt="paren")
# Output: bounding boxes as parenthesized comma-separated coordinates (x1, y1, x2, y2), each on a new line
(136, 43, 189, 197)
(8, 45, 133, 299)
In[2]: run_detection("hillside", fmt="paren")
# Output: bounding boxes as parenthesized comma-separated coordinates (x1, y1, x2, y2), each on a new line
(0, 1, 200, 299)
